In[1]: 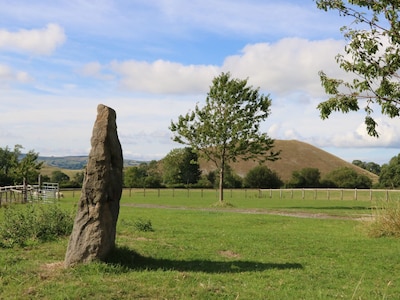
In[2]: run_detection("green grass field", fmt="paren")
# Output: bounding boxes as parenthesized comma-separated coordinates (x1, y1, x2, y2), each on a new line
(1, 189, 399, 299)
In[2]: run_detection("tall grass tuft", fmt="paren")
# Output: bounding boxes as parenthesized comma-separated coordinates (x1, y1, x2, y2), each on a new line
(367, 200, 400, 238)
(0, 204, 74, 247)
(133, 218, 154, 232)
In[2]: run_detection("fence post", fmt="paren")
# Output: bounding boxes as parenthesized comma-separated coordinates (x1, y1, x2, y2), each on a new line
(302, 189, 304, 200)
(354, 188, 357, 200)
(341, 189, 343, 200)
(370, 189, 372, 201)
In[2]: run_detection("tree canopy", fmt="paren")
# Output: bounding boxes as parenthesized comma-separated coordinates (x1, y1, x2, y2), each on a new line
(379, 154, 400, 188)
(352, 159, 381, 175)
(0, 145, 42, 186)
(244, 165, 283, 189)
(161, 147, 201, 187)
(170, 72, 279, 202)
(287, 168, 321, 188)
(322, 167, 372, 188)
(316, 0, 400, 136)
(124, 161, 162, 188)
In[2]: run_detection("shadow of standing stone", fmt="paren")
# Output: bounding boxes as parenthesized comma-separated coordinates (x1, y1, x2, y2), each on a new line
(65, 104, 123, 267)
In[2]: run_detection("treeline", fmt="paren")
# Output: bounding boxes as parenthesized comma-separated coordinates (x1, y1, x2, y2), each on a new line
(119, 147, 391, 190)
(2, 145, 400, 189)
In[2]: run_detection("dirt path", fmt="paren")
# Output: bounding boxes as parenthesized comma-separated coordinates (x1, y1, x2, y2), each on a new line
(121, 203, 372, 220)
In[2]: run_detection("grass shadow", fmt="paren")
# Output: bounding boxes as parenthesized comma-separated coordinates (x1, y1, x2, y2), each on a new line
(105, 246, 303, 273)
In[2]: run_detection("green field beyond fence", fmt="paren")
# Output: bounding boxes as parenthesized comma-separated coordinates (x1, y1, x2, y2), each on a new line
(61, 187, 400, 202)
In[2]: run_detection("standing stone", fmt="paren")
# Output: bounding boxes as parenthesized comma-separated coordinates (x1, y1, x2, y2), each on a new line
(65, 104, 123, 267)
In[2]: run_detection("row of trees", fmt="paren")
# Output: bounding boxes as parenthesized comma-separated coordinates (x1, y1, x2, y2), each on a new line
(122, 147, 377, 189)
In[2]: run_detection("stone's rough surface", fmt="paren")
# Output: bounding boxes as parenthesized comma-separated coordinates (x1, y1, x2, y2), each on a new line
(64, 104, 123, 267)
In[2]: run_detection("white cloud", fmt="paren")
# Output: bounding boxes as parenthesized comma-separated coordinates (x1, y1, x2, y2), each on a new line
(329, 119, 400, 148)
(0, 23, 66, 55)
(104, 38, 346, 97)
(110, 59, 219, 94)
(223, 38, 346, 96)
(0, 63, 32, 84)
(80, 61, 114, 80)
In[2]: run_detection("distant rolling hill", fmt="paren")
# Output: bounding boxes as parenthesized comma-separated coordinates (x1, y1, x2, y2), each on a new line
(200, 139, 379, 183)
(38, 155, 143, 170)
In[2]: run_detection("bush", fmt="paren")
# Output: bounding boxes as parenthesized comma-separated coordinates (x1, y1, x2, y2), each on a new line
(322, 167, 372, 188)
(134, 218, 154, 232)
(244, 165, 283, 188)
(0, 204, 74, 248)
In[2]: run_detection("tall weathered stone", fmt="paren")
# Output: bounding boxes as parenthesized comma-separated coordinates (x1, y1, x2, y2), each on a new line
(65, 104, 123, 267)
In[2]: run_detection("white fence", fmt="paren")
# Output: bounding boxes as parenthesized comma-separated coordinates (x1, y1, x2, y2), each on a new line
(0, 182, 60, 206)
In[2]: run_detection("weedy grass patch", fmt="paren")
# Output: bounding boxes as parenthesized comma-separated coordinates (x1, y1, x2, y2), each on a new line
(0, 192, 399, 299)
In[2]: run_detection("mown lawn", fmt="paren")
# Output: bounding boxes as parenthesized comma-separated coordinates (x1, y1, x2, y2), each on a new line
(0, 191, 399, 299)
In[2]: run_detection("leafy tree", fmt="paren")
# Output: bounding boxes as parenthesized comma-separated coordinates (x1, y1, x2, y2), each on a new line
(244, 165, 283, 189)
(71, 171, 85, 187)
(316, 0, 400, 137)
(124, 165, 147, 188)
(144, 161, 163, 188)
(322, 167, 372, 188)
(161, 147, 201, 186)
(51, 170, 70, 183)
(287, 168, 321, 188)
(11, 147, 43, 185)
(0, 145, 19, 186)
(212, 165, 243, 189)
(170, 72, 279, 202)
(352, 159, 381, 175)
(379, 154, 400, 188)
(124, 162, 163, 188)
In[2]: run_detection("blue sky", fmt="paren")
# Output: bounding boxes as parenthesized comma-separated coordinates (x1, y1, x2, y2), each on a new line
(1, 0, 399, 164)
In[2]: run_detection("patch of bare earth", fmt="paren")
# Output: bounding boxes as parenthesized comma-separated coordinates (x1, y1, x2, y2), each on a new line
(39, 261, 65, 279)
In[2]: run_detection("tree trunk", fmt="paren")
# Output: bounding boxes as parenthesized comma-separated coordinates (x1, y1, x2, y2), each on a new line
(219, 167, 224, 202)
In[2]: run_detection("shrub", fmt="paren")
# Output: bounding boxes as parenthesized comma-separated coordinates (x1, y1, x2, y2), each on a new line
(134, 218, 154, 232)
(0, 204, 74, 248)
(244, 165, 283, 188)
